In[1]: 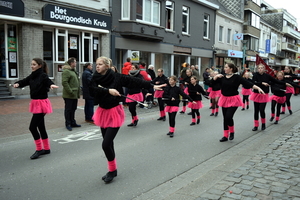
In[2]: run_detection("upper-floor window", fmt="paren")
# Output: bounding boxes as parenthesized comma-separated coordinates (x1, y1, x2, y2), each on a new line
(137, 0, 160, 25)
(219, 26, 223, 42)
(122, 0, 130, 20)
(252, 0, 261, 5)
(165, 1, 174, 30)
(251, 13, 260, 29)
(203, 14, 209, 39)
(182, 6, 189, 34)
(234, 31, 238, 45)
(227, 28, 232, 44)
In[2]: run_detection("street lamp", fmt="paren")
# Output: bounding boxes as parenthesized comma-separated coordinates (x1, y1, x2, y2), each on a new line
(241, 40, 248, 71)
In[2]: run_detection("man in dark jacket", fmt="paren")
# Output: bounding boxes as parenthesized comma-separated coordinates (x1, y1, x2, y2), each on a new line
(82, 63, 94, 123)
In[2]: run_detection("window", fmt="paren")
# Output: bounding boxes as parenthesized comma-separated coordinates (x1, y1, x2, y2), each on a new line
(182, 6, 189, 34)
(136, 0, 160, 25)
(43, 31, 54, 77)
(203, 14, 209, 39)
(165, 1, 174, 30)
(234, 31, 238, 45)
(55, 29, 67, 62)
(121, 0, 130, 20)
(251, 13, 260, 29)
(82, 32, 93, 62)
(219, 26, 223, 42)
(227, 29, 232, 44)
(247, 37, 259, 51)
(252, 0, 261, 5)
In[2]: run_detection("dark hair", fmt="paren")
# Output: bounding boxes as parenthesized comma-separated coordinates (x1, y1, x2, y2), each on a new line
(191, 75, 198, 81)
(111, 66, 119, 73)
(32, 58, 48, 74)
(132, 64, 140, 70)
(169, 75, 177, 82)
(140, 62, 146, 67)
(67, 57, 76, 65)
(227, 63, 238, 73)
(127, 57, 131, 62)
(84, 62, 91, 69)
(158, 68, 163, 72)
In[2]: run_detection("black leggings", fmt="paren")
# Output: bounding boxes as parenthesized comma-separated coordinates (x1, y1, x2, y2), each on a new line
(128, 102, 137, 117)
(191, 109, 200, 118)
(168, 112, 177, 127)
(101, 127, 119, 161)
(222, 107, 238, 130)
(242, 95, 249, 103)
(29, 113, 48, 140)
(211, 98, 219, 109)
(157, 98, 164, 111)
(271, 100, 282, 117)
(253, 102, 267, 120)
(282, 93, 292, 108)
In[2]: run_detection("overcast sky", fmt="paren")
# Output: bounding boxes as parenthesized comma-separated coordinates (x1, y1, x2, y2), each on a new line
(264, 0, 300, 27)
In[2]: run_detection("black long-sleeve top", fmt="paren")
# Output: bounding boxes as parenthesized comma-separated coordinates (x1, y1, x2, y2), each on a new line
(188, 84, 207, 101)
(284, 72, 300, 83)
(213, 74, 253, 96)
(242, 78, 253, 89)
(90, 69, 153, 109)
(163, 85, 193, 106)
(252, 72, 285, 94)
(204, 78, 221, 91)
(151, 74, 168, 85)
(270, 80, 287, 97)
(127, 71, 143, 95)
(180, 75, 191, 87)
(15, 68, 54, 99)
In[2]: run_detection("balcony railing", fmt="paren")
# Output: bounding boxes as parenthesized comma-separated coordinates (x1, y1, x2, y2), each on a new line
(282, 26, 300, 40)
(282, 42, 298, 53)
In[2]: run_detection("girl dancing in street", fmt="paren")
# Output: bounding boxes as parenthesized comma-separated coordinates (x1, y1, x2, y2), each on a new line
(179, 69, 192, 114)
(241, 72, 253, 111)
(205, 71, 221, 116)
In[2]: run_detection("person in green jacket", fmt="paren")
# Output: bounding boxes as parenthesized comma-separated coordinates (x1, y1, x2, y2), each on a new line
(62, 57, 81, 131)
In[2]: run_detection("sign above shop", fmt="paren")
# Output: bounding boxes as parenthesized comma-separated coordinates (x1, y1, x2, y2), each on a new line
(0, 0, 24, 17)
(228, 50, 243, 58)
(43, 4, 111, 30)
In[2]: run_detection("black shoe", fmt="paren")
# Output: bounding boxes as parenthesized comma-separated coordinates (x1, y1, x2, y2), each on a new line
(179, 111, 185, 114)
(187, 112, 192, 115)
(190, 122, 196, 126)
(289, 110, 293, 115)
(280, 112, 285, 114)
(166, 132, 171, 136)
(197, 118, 200, 124)
(210, 113, 214, 116)
(241, 108, 245, 111)
(219, 137, 228, 142)
(261, 124, 266, 130)
(246, 105, 249, 109)
(209, 106, 212, 109)
(169, 132, 174, 138)
(133, 119, 138, 126)
(215, 112, 218, 117)
(71, 124, 81, 127)
(127, 123, 134, 127)
(157, 116, 166, 121)
(102, 170, 117, 183)
(66, 125, 72, 131)
(274, 121, 278, 124)
(30, 150, 45, 159)
(252, 127, 258, 131)
(41, 149, 51, 155)
(229, 133, 234, 140)
(269, 117, 274, 122)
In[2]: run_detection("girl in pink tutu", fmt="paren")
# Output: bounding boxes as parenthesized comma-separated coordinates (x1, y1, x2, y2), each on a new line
(152, 68, 169, 121)
(126, 64, 144, 127)
(90, 56, 164, 183)
(13, 58, 59, 159)
(250, 64, 291, 131)
(213, 63, 264, 142)
(179, 69, 192, 114)
(187, 76, 207, 125)
(205, 71, 221, 116)
(241, 72, 253, 110)
(163, 76, 194, 137)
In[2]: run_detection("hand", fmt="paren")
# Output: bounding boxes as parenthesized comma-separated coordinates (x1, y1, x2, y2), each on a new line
(109, 89, 120, 96)
(258, 88, 265, 94)
(13, 83, 19, 88)
(171, 97, 175, 101)
(145, 93, 152, 97)
(196, 92, 200, 95)
(262, 82, 269, 87)
(286, 83, 293, 88)
(154, 84, 166, 91)
(192, 101, 197, 104)
(50, 84, 59, 89)
(213, 74, 223, 80)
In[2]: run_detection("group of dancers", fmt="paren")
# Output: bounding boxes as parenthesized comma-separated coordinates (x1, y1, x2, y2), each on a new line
(13, 56, 299, 184)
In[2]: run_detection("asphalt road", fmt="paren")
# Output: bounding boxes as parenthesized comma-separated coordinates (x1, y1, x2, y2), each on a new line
(1, 96, 299, 200)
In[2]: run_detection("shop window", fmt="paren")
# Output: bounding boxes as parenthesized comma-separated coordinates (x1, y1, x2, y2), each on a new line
(82, 32, 92, 63)
(182, 6, 189, 34)
(7, 24, 17, 78)
(136, 0, 160, 25)
(122, 0, 130, 20)
(43, 31, 54, 78)
(56, 29, 67, 62)
(93, 36, 100, 65)
(165, 1, 174, 30)
(0, 24, 5, 78)
(203, 14, 209, 39)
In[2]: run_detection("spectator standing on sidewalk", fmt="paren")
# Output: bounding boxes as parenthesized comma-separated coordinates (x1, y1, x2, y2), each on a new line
(121, 57, 131, 75)
(13, 58, 59, 159)
(82, 62, 94, 123)
(62, 57, 81, 131)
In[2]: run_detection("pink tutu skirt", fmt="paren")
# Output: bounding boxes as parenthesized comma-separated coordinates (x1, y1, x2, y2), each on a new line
(250, 93, 270, 103)
(184, 87, 189, 95)
(209, 90, 221, 99)
(165, 106, 179, 113)
(154, 90, 164, 98)
(207, 87, 212, 93)
(29, 99, 52, 114)
(188, 100, 203, 109)
(218, 95, 243, 108)
(93, 105, 125, 128)
(126, 92, 143, 103)
(286, 87, 295, 94)
(241, 88, 252, 96)
(269, 95, 286, 104)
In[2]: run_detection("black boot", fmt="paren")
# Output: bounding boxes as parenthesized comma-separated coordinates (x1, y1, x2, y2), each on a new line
(252, 127, 258, 131)
(269, 117, 274, 122)
(246, 105, 249, 109)
(157, 116, 166, 121)
(169, 132, 174, 138)
(127, 123, 134, 127)
(280, 111, 285, 114)
(133, 119, 139, 126)
(229, 133, 234, 140)
(241, 108, 245, 111)
(30, 150, 45, 159)
(197, 118, 200, 124)
(190, 122, 196, 126)
(219, 137, 228, 142)
(289, 110, 293, 115)
(261, 124, 266, 130)
(102, 170, 117, 183)
(215, 112, 218, 117)
(274, 121, 278, 124)
(210, 113, 214, 116)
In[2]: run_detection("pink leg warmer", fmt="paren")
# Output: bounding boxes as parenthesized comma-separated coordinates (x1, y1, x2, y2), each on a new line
(254, 120, 259, 127)
(170, 127, 175, 133)
(261, 118, 266, 124)
(228, 126, 234, 133)
(108, 159, 117, 172)
(160, 110, 165, 117)
(42, 138, 50, 150)
(223, 130, 229, 138)
(275, 116, 280, 121)
(192, 118, 196, 123)
(34, 139, 42, 151)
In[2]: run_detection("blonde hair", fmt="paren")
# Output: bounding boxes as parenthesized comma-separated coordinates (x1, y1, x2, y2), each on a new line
(96, 56, 111, 68)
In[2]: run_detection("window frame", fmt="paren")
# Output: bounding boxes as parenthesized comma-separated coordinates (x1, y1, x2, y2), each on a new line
(121, 0, 130, 20)
(227, 28, 232, 44)
(136, 0, 161, 26)
(81, 32, 93, 63)
(165, 0, 174, 31)
(251, 13, 260, 29)
(218, 26, 223, 42)
(182, 6, 190, 34)
(43, 30, 55, 78)
(234, 31, 238, 46)
(203, 13, 209, 39)
(55, 28, 68, 63)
